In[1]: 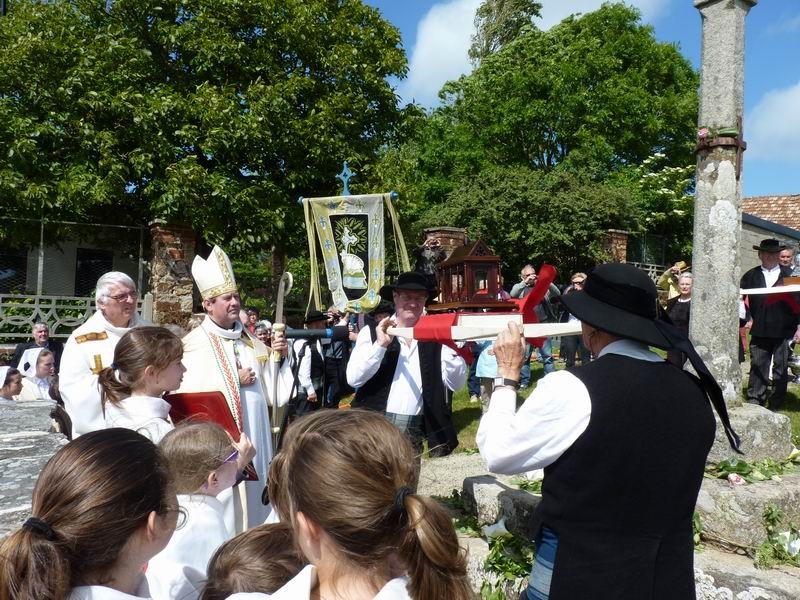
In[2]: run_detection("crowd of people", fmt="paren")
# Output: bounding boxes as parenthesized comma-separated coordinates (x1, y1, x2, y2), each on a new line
(0, 236, 796, 599)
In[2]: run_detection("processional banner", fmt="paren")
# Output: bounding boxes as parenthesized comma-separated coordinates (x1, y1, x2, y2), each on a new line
(302, 193, 409, 313)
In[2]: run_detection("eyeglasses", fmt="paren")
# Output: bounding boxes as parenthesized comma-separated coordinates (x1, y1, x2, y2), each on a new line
(222, 449, 239, 465)
(106, 291, 138, 302)
(572, 280, 585, 286)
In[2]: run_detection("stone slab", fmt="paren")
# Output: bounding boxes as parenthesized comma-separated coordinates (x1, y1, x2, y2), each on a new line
(708, 404, 793, 464)
(695, 547, 800, 600)
(0, 401, 66, 536)
(696, 472, 800, 550)
(462, 475, 541, 541)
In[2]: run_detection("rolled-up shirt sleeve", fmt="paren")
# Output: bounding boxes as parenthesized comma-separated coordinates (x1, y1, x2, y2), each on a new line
(441, 345, 467, 391)
(477, 370, 591, 474)
(346, 326, 387, 389)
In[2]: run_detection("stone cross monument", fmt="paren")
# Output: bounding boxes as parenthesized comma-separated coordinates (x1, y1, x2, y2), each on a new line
(691, 0, 792, 462)
(690, 0, 756, 408)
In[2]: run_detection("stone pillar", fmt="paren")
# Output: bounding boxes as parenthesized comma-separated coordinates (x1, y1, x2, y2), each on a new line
(148, 221, 196, 329)
(604, 229, 629, 263)
(690, 0, 757, 410)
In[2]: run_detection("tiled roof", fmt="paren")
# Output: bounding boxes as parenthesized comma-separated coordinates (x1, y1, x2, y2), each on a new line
(743, 195, 800, 232)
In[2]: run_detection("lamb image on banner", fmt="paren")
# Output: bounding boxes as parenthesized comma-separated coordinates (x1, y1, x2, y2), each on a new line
(302, 192, 409, 314)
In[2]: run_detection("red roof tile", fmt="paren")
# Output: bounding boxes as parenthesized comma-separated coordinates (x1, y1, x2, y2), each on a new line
(743, 195, 800, 232)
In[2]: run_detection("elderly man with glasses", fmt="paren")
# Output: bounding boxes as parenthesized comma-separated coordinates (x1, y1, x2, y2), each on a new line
(60, 271, 150, 436)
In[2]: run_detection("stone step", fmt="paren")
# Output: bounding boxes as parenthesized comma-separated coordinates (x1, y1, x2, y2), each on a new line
(696, 472, 800, 550)
(464, 470, 800, 553)
(460, 532, 800, 599)
(695, 547, 800, 600)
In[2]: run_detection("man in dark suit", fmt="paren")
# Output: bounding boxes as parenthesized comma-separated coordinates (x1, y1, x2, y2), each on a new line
(741, 238, 800, 410)
(12, 322, 64, 373)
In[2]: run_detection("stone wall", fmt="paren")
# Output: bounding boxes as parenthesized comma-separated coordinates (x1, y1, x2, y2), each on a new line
(149, 221, 197, 329)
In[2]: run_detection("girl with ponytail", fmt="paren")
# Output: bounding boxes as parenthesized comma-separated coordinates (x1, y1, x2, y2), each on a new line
(98, 326, 185, 443)
(0, 428, 178, 600)
(234, 409, 473, 600)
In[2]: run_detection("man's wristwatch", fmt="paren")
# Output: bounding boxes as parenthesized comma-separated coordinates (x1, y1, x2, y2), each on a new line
(493, 377, 520, 390)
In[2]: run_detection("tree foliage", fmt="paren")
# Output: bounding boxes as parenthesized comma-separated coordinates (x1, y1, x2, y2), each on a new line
(0, 0, 408, 257)
(371, 3, 698, 269)
(416, 165, 640, 277)
(468, 0, 541, 65)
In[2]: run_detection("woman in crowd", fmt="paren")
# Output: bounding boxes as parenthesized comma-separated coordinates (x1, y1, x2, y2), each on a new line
(0, 428, 178, 600)
(246, 409, 472, 600)
(98, 326, 186, 443)
(253, 320, 272, 348)
(666, 272, 692, 367)
(17, 349, 56, 401)
(0, 366, 22, 404)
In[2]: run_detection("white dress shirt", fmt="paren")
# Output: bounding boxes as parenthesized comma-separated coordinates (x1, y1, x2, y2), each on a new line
(346, 319, 467, 416)
(69, 578, 152, 599)
(762, 264, 782, 288)
(477, 339, 663, 474)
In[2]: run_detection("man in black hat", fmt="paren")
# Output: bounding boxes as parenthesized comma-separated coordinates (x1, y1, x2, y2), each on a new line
(346, 271, 467, 461)
(291, 310, 328, 416)
(477, 262, 739, 600)
(741, 238, 800, 410)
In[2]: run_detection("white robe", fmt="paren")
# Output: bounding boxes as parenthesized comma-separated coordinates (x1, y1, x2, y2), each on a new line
(226, 565, 412, 600)
(69, 577, 152, 599)
(60, 311, 150, 437)
(16, 376, 53, 402)
(147, 494, 231, 600)
(104, 395, 174, 444)
(178, 317, 293, 528)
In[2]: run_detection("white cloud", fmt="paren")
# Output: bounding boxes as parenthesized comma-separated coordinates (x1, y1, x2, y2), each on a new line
(538, 0, 671, 31)
(397, 0, 481, 107)
(399, 0, 673, 108)
(747, 81, 800, 163)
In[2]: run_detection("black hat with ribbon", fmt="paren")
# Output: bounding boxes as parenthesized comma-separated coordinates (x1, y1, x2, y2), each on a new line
(561, 262, 741, 453)
(379, 271, 435, 303)
(753, 238, 786, 252)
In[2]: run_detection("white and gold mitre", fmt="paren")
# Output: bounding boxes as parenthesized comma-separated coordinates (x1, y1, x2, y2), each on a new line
(192, 245, 238, 300)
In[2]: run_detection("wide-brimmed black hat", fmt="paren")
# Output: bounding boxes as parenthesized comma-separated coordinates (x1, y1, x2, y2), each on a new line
(561, 262, 741, 454)
(560, 262, 672, 349)
(753, 238, 786, 252)
(379, 271, 435, 302)
(303, 310, 327, 324)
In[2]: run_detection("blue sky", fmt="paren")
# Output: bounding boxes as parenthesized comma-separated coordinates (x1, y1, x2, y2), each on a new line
(363, 0, 800, 198)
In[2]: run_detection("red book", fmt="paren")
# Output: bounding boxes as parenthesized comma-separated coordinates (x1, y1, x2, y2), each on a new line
(165, 391, 258, 481)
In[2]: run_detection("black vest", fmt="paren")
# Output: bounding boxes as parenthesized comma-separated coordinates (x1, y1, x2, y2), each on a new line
(295, 341, 324, 399)
(741, 265, 798, 339)
(351, 323, 458, 456)
(534, 354, 715, 599)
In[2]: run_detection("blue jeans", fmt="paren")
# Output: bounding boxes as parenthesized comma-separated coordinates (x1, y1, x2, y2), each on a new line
(538, 337, 555, 375)
(526, 527, 558, 599)
(468, 343, 481, 396)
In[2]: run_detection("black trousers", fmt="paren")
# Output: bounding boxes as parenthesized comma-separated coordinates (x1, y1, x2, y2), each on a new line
(561, 334, 590, 368)
(748, 336, 789, 410)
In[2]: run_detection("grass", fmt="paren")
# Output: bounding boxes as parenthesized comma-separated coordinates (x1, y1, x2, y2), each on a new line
(452, 360, 547, 452)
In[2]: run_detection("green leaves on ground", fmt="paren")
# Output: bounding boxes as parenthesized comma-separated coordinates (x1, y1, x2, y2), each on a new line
(756, 504, 800, 569)
(705, 456, 798, 484)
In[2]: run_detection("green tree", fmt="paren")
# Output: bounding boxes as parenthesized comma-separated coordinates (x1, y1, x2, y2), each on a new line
(0, 0, 408, 258)
(372, 2, 698, 261)
(416, 165, 640, 278)
(468, 0, 542, 65)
